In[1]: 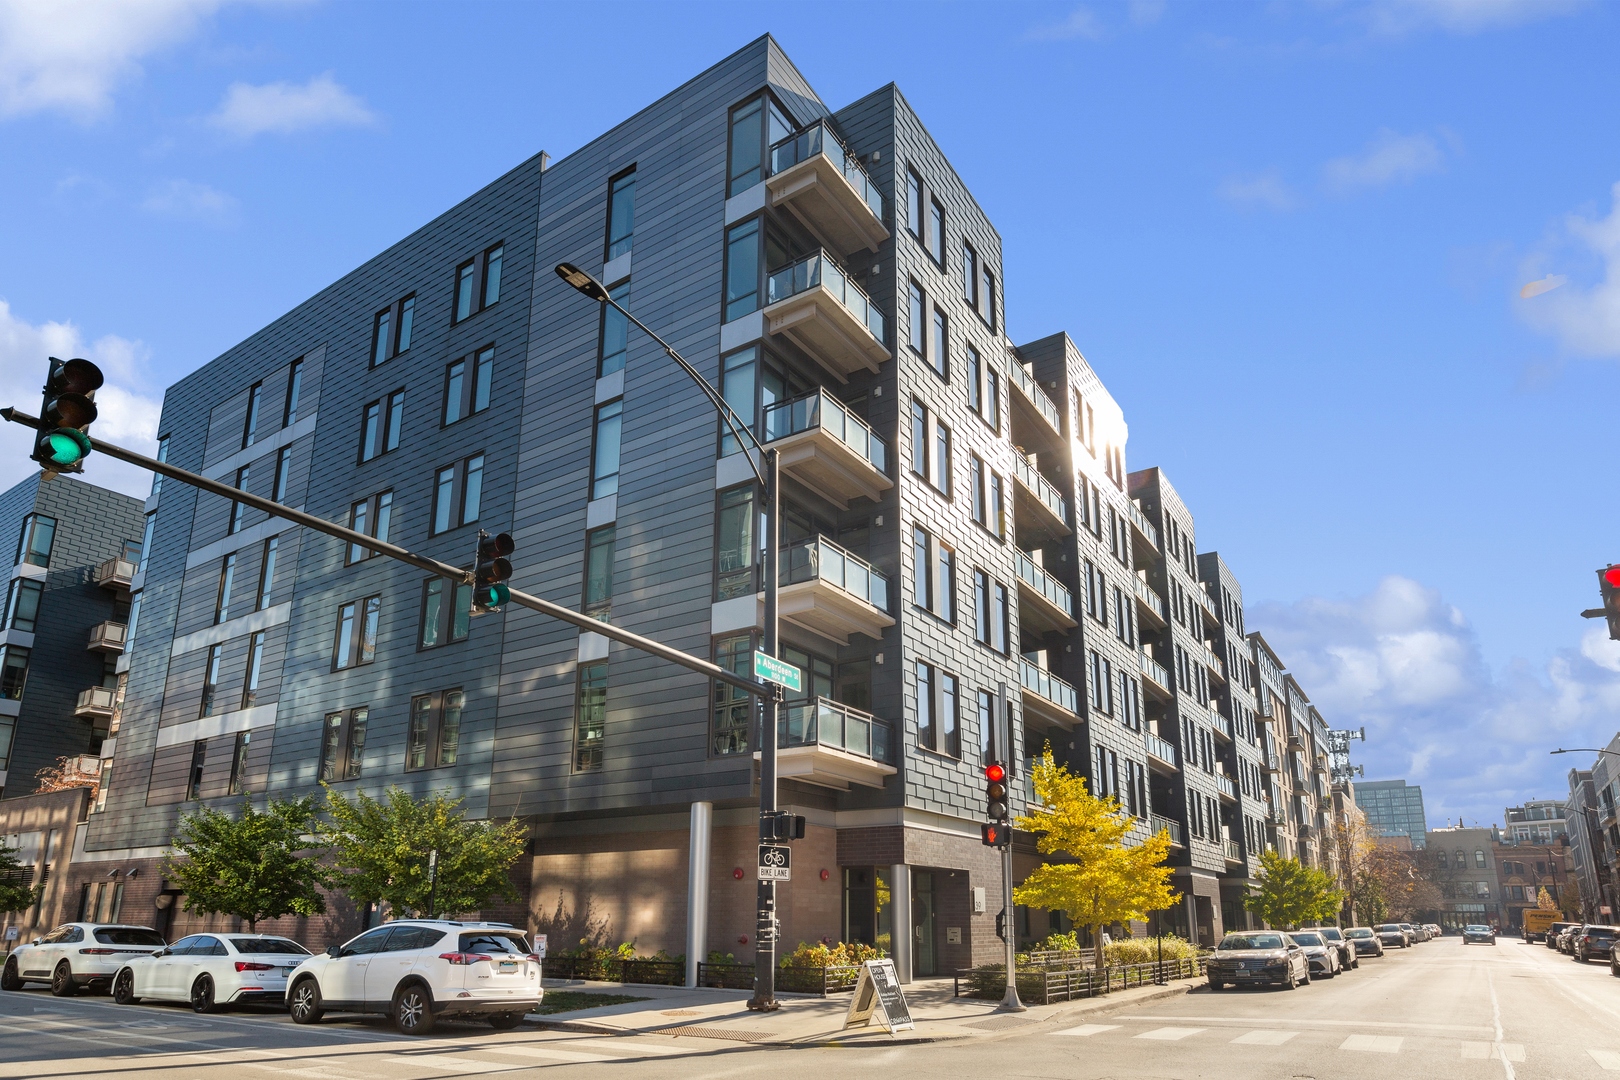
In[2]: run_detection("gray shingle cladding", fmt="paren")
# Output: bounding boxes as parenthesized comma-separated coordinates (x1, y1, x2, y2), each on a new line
(0, 473, 144, 798)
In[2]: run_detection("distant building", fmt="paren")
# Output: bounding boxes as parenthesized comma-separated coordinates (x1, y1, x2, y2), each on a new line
(1503, 799, 1568, 846)
(1493, 839, 1572, 931)
(1355, 779, 1428, 849)
(1427, 825, 1500, 930)
(1565, 736, 1620, 921)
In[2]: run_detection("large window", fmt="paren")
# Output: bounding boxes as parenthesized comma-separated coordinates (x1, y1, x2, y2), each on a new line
(214, 553, 236, 624)
(242, 382, 262, 448)
(431, 453, 485, 534)
(724, 218, 761, 322)
(346, 491, 393, 564)
(454, 244, 503, 323)
(591, 400, 622, 500)
(932, 419, 952, 497)
(259, 534, 280, 609)
(931, 307, 948, 379)
(606, 170, 636, 260)
(0, 645, 29, 701)
(716, 485, 756, 600)
(928, 198, 945, 265)
(318, 707, 368, 782)
(138, 511, 156, 575)
(443, 347, 494, 425)
(186, 740, 207, 800)
(1089, 651, 1114, 715)
(915, 660, 935, 752)
(371, 295, 415, 366)
(727, 95, 791, 196)
(908, 282, 925, 354)
(583, 525, 615, 620)
(241, 631, 265, 710)
(228, 732, 251, 796)
(712, 633, 755, 755)
(199, 644, 223, 718)
(419, 577, 472, 649)
(598, 282, 631, 376)
(359, 389, 405, 463)
(4, 578, 43, 633)
(271, 447, 292, 503)
(406, 688, 465, 771)
(228, 465, 250, 534)
(15, 514, 56, 568)
(974, 571, 1009, 654)
(574, 661, 606, 771)
(909, 398, 928, 481)
(906, 168, 923, 238)
(719, 346, 756, 456)
(333, 595, 381, 670)
(283, 358, 303, 426)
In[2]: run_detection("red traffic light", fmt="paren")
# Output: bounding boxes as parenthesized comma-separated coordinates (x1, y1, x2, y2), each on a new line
(981, 822, 1010, 848)
(984, 762, 1006, 783)
(1605, 566, 1620, 588)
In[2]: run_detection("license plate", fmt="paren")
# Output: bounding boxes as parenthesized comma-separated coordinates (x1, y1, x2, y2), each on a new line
(499, 961, 517, 973)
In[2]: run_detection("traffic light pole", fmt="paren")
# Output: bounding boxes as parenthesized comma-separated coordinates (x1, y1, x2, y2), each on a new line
(0, 408, 774, 702)
(749, 446, 781, 1012)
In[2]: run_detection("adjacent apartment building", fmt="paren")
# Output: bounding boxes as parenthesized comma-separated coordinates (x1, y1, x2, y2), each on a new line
(53, 36, 1348, 970)
(1355, 778, 1429, 849)
(1566, 738, 1620, 922)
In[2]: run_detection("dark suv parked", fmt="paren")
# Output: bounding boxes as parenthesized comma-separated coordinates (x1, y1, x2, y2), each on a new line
(1574, 925, 1618, 963)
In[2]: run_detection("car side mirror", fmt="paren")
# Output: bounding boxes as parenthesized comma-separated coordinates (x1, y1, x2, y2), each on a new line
(29, 939, 39, 947)
(326, 945, 343, 959)
(153, 949, 168, 958)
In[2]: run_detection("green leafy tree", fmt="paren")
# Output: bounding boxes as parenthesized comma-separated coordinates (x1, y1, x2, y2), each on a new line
(323, 787, 525, 918)
(1013, 751, 1178, 965)
(0, 845, 40, 914)
(164, 797, 331, 931)
(1245, 849, 1343, 929)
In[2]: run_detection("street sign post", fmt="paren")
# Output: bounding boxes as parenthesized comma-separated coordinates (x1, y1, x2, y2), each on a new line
(758, 844, 791, 881)
(753, 652, 801, 693)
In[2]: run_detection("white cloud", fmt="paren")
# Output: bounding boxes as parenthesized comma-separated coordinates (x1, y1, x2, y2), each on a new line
(1251, 575, 1620, 828)
(0, 0, 218, 120)
(1027, 7, 1105, 40)
(1519, 181, 1620, 358)
(1218, 170, 1298, 212)
(0, 299, 162, 498)
(1323, 129, 1446, 192)
(141, 178, 239, 225)
(1359, 0, 1585, 37)
(210, 72, 376, 137)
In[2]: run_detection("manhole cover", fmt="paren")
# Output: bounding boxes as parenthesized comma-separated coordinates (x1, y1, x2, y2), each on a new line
(657, 1025, 779, 1043)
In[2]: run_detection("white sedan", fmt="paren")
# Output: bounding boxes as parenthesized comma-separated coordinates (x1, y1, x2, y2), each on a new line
(112, 933, 310, 1012)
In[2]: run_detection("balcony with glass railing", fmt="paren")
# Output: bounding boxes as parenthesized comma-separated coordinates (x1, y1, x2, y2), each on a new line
(1128, 500, 1160, 551)
(1212, 711, 1233, 741)
(1214, 773, 1237, 800)
(1133, 575, 1167, 627)
(1010, 452, 1069, 539)
(1152, 814, 1185, 846)
(1224, 839, 1244, 863)
(764, 250, 891, 380)
(1014, 551, 1076, 635)
(1266, 752, 1282, 774)
(1019, 657, 1079, 725)
(95, 557, 136, 591)
(759, 696, 897, 790)
(767, 121, 889, 256)
(1198, 640, 1226, 681)
(779, 535, 894, 645)
(763, 390, 892, 508)
(1006, 354, 1063, 442)
(75, 686, 116, 719)
(86, 621, 127, 654)
(1145, 731, 1179, 771)
(1138, 648, 1172, 699)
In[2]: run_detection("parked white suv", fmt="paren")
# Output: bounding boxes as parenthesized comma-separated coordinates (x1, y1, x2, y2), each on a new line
(2, 924, 167, 995)
(286, 920, 540, 1035)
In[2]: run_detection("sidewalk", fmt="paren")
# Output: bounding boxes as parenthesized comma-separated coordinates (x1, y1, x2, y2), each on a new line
(527, 975, 1195, 1047)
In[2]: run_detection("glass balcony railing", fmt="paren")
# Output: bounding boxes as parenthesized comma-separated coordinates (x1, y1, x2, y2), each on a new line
(1019, 657, 1078, 714)
(1224, 839, 1243, 862)
(1128, 501, 1160, 549)
(764, 389, 887, 474)
(1006, 355, 1063, 433)
(96, 557, 137, 589)
(766, 250, 886, 344)
(1212, 712, 1233, 740)
(779, 696, 892, 764)
(1199, 641, 1225, 679)
(770, 121, 886, 222)
(1214, 774, 1237, 799)
(1138, 648, 1171, 690)
(1133, 576, 1167, 621)
(1146, 731, 1179, 766)
(1152, 814, 1184, 845)
(781, 535, 889, 612)
(1011, 452, 1068, 526)
(76, 686, 116, 715)
(1014, 551, 1073, 617)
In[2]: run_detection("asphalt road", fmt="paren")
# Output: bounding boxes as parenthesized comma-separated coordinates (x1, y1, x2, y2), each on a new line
(2, 936, 1618, 1078)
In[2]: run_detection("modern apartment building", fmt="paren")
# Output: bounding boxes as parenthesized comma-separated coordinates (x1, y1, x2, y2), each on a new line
(1355, 778, 1429, 849)
(1503, 799, 1568, 846)
(1565, 737, 1620, 921)
(59, 36, 1357, 968)
(0, 472, 145, 799)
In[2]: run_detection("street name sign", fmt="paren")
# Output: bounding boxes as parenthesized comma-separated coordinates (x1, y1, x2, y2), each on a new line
(753, 651, 802, 692)
(758, 844, 791, 881)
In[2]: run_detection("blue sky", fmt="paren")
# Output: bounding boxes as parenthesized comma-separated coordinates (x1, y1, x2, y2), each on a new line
(2, 0, 1618, 829)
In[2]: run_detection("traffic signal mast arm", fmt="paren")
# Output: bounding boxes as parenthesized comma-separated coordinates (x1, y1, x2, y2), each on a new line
(0, 406, 774, 700)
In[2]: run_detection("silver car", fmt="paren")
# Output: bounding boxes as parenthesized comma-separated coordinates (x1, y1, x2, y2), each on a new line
(1206, 931, 1311, 991)
(1290, 931, 1342, 978)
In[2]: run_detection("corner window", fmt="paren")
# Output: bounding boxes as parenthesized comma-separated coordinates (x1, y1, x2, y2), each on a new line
(712, 633, 756, 755)
(598, 281, 630, 376)
(716, 485, 757, 600)
(606, 170, 636, 260)
(334, 595, 381, 670)
(574, 661, 607, 771)
(419, 577, 472, 649)
(719, 346, 757, 457)
(137, 511, 156, 575)
(318, 707, 368, 782)
(728, 95, 792, 196)
(583, 525, 615, 620)
(151, 436, 169, 498)
(591, 400, 622, 500)
(724, 218, 761, 322)
(0, 645, 30, 701)
(4, 578, 43, 633)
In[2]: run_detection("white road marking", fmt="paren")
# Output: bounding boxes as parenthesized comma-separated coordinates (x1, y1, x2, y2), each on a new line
(384, 1053, 534, 1075)
(478, 1043, 624, 1063)
(1057, 1024, 1120, 1037)
(1340, 1034, 1403, 1053)
(1485, 966, 1518, 1080)
(1462, 1042, 1490, 1059)
(1123, 1013, 1492, 1034)
(1134, 1027, 1205, 1041)
(1591, 1049, 1620, 1071)
(1231, 1030, 1298, 1046)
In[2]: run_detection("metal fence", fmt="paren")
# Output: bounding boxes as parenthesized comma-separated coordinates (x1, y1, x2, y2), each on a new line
(954, 955, 1208, 1005)
(547, 958, 859, 996)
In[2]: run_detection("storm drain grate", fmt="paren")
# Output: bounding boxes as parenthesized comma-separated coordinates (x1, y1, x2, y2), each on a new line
(655, 1025, 780, 1043)
(968, 1015, 1039, 1031)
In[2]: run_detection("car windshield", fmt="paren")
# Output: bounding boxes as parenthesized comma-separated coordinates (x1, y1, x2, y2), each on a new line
(93, 928, 166, 947)
(1220, 934, 1284, 950)
(1465, 925, 1490, 932)
(228, 937, 309, 955)
(1346, 928, 1373, 938)
(459, 931, 530, 955)
(1377, 924, 1401, 932)
(1319, 928, 1343, 940)
(1290, 933, 1324, 946)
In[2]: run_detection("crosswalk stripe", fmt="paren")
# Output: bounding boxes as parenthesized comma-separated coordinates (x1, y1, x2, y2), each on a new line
(479, 1043, 622, 1063)
(384, 1054, 532, 1075)
(1461, 1042, 1489, 1059)
(1340, 1034, 1403, 1053)
(1590, 1049, 1620, 1071)
(1135, 1027, 1205, 1041)
(1057, 1024, 1120, 1037)
(1232, 1030, 1297, 1046)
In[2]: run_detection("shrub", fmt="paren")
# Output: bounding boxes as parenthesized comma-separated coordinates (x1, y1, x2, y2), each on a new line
(1103, 935, 1200, 966)
(779, 940, 886, 968)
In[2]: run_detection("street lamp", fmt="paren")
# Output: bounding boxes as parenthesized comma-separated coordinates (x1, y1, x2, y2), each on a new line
(554, 262, 786, 1012)
(1550, 748, 1620, 758)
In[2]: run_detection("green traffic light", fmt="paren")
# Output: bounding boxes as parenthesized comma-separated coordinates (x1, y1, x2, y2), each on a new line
(487, 584, 510, 607)
(43, 429, 91, 466)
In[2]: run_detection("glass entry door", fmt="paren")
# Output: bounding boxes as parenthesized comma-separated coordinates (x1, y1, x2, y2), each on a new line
(913, 870, 937, 976)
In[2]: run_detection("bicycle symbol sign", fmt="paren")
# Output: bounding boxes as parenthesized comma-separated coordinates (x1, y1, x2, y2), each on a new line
(758, 844, 791, 881)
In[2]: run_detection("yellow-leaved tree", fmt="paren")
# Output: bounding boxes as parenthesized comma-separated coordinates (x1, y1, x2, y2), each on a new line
(1013, 750, 1179, 966)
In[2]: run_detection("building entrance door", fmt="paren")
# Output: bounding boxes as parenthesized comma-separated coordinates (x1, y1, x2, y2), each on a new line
(913, 871, 936, 976)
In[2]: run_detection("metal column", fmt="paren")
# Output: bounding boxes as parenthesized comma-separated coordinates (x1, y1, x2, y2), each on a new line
(685, 801, 712, 988)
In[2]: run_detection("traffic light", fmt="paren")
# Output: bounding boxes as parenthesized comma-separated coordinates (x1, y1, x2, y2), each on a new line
(470, 530, 514, 614)
(32, 357, 103, 475)
(982, 761, 1011, 848)
(761, 811, 806, 841)
(1597, 567, 1620, 641)
(981, 821, 1011, 848)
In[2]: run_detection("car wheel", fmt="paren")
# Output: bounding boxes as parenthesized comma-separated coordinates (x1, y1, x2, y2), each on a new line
(1208, 979, 1224, 991)
(0, 956, 22, 992)
(190, 975, 219, 1014)
(288, 978, 324, 1025)
(113, 969, 140, 1005)
(50, 962, 76, 997)
(393, 983, 435, 1036)
(488, 1012, 523, 1030)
